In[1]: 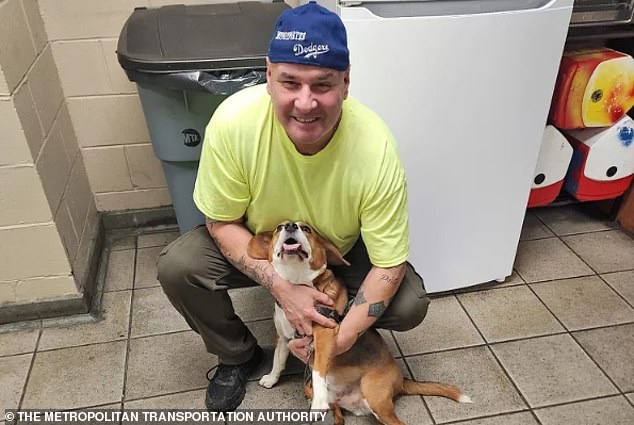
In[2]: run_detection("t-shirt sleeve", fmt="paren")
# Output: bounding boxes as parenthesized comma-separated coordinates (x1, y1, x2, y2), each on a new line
(193, 115, 250, 221)
(360, 141, 410, 268)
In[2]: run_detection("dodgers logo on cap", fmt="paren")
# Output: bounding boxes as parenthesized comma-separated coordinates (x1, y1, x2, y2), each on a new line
(268, 1, 350, 71)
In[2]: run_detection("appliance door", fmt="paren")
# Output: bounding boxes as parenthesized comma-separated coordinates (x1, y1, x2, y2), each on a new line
(340, 0, 573, 292)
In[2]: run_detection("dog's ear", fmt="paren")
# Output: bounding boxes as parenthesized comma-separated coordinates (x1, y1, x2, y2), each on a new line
(247, 231, 274, 260)
(317, 234, 351, 267)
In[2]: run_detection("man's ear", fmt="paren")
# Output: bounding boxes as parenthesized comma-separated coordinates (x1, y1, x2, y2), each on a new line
(317, 234, 351, 267)
(247, 231, 274, 260)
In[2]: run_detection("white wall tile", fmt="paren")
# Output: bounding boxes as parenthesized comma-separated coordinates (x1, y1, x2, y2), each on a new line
(0, 0, 38, 92)
(13, 81, 45, 160)
(0, 165, 52, 226)
(82, 146, 133, 193)
(52, 40, 111, 97)
(14, 275, 79, 302)
(0, 224, 71, 281)
(100, 39, 136, 94)
(0, 98, 32, 166)
(125, 144, 167, 189)
(55, 199, 79, 262)
(68, 95, 149, 147)
(28, 45, 64, 132)
(39, 0, 147, 40)
(36, 124, 71, 214)
(95, 188, 171, 211)
(21, 0, 48, 53)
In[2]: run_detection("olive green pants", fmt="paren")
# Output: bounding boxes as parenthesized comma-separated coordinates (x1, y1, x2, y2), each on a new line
(157, 225, 430, 364)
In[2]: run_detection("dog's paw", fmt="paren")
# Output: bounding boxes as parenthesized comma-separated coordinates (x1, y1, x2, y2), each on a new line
(259, 374, 278, 388)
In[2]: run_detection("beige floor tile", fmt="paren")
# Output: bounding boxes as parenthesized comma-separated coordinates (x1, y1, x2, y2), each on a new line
(534, 395, 634, 425)
(520, 211, 554, 241)
(22, 341, 126, 409)
(514, 238, 593, 283)
(229, 286, 275, 322)
(491, 334, 617, 408)
(563, 230, 634, 274)
(124, 388, 206, 409)
(130, 287, 189, 338)
(573, 324, 634, 392)
(627, 393, 634, 405)
(245, 320, 304, 379)
(601, 270, 634, 305)
(457, 286, 564, 342)
(407, 347, 525, 423)
(394, 296, 483, 356)
(123, 390, 221, 425)
(533, 205, 615, 236)
(233, 374, 307, 411)
(448, 412, 538, 425)
(137, 231, 179, 249)
(343, 395, 433, 425)
(531, 276, 634, 330)
(135, 246, 163, 289)
(104, 250, 135, 292)
(125, 331, 217, 400)
(0, 328, 39, 357)
(0, 353, 32, 410)
(39, 291, 132, 350)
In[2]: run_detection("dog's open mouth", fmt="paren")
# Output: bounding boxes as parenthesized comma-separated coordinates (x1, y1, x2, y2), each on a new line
(280, 238, 308, 260)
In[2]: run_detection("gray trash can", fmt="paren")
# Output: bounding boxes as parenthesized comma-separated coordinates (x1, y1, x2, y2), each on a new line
(117, 1, 289, 233)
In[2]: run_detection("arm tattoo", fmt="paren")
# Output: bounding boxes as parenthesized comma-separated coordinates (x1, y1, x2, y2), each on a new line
(368, 301, 386, 318)
(353, 290, 367, 306)
(234, 255, 274, 290)
(380, 273, 400, 285)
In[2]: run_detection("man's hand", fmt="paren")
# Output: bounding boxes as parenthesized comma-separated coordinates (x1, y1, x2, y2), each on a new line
(288, 336, 313, 364)
(272, 280, 336, 336)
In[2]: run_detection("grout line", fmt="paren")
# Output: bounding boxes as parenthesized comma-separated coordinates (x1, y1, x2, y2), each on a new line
(439, 409, 534, 425)
(120, 237, 139, 407)
(121, 386, 207, 405)
(567, 331, 628, 399)
(452, 295, 537, 420)
(597, 273, 634, 310)
(17, 323, 43, 411)
(390, 329, 437, 424)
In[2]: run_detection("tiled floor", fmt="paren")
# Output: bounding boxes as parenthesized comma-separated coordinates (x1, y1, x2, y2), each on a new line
(2, 205, 634, 424)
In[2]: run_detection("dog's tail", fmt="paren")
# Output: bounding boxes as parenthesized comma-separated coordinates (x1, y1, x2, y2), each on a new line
(401, 379, 472, 403)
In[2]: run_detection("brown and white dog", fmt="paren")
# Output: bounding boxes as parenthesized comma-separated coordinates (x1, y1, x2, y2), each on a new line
(247, 221, 471, 425)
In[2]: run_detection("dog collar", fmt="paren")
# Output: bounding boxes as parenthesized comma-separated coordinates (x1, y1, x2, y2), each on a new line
(316, 306, 344, 323)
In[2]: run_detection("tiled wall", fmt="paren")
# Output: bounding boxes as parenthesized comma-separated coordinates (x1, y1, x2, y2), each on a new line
(0, 0, 97, 306)
(43, 0, 300, 212)
(0, 0, 300, 314)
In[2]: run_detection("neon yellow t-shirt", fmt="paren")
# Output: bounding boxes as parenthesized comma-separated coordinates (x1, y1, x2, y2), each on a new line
(193, 84, 409, 267)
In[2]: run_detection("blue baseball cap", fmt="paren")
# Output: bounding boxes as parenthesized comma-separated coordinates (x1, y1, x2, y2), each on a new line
(268, 1, 350, 71)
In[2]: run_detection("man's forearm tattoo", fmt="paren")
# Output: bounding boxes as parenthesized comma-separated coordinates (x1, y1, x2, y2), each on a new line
(368, 301, 386, 318)
(353, 290, 387, 318)
(380, 273, 400, 285)
(353, 290, 367, 305)
(234, 255, 273, 289)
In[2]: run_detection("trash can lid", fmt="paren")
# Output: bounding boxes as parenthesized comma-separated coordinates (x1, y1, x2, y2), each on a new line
(117, 1, 290, 73)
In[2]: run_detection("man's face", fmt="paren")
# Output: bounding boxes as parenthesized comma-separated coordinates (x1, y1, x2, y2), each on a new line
(267, 61, 350, 155)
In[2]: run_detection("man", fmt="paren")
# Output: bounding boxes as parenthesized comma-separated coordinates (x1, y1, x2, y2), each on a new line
(157, 1, 430, 412)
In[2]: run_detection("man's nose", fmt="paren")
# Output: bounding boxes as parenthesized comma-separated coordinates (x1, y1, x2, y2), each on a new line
(294, 86, 316, 111)
(284, 222, 298, 233)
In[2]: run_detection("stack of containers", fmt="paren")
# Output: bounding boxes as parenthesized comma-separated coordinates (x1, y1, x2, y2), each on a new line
(545, 48, 634, 202)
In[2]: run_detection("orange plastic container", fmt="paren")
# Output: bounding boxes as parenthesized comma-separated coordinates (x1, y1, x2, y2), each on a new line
(550, 48, 634, 129)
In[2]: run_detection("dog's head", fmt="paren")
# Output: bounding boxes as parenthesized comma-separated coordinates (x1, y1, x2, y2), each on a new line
(247, 221, 350, 283)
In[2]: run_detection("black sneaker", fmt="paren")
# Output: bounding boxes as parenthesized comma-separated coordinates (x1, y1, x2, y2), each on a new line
(205, 345, 264, 412)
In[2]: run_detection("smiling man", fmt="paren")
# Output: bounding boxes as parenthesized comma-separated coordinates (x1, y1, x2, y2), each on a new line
(157, 1, 430, 412)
